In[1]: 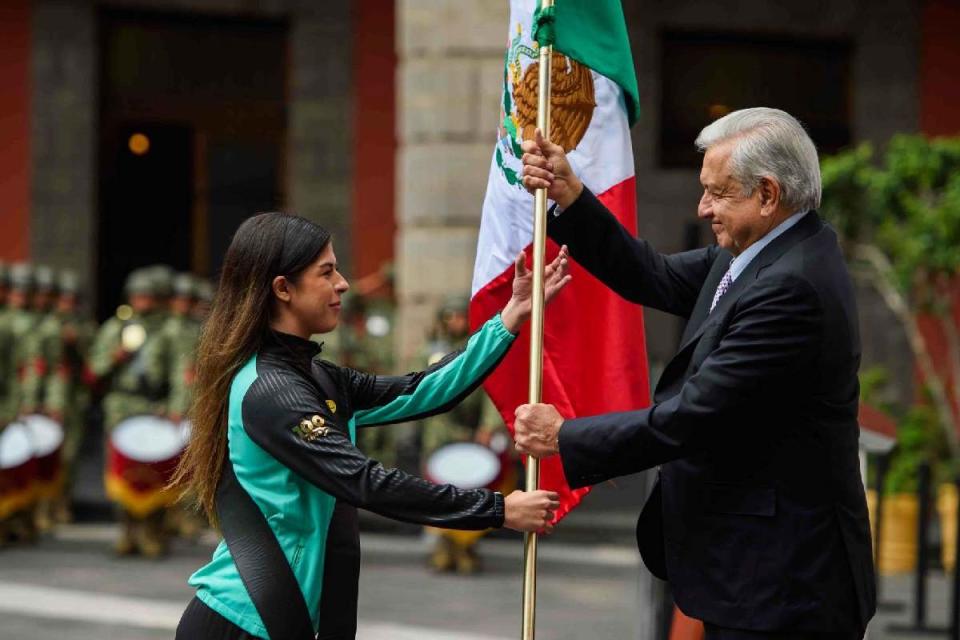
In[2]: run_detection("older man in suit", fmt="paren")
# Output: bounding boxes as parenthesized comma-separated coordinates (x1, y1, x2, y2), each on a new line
(515, 108, 875, 639)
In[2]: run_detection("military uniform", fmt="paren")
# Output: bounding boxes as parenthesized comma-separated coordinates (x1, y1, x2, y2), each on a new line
(141, 273, 204, 539)
(90, 269, 171, 557)
(340, 296, 401, 468)
(0, 262, 12, 545)
(1, 264, 40, 543)
(144, 273, 200, 421)
(418, 296, 514, 574)
(20, 265, 60, 414)
(35, 271, 96, 525)
(0, 262, 14, 425)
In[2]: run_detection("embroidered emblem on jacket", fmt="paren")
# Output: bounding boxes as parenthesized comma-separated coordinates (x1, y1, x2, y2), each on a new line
(326, 399, 337, 414)
(293, 415, 329, 441)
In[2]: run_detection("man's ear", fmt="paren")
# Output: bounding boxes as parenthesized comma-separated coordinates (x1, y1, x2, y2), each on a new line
(758, 176, 782, 218)
(272, 275, 292, 303)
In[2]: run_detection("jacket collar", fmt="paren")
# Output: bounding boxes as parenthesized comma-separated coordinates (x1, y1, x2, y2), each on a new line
(262, 328, 323, 365)
(678, 210, 823, 351)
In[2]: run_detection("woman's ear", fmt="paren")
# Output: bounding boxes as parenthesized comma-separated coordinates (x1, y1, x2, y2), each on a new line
(272, 275, 292, 303)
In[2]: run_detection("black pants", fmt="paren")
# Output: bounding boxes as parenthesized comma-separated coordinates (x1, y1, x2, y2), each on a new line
(704, 624, 864, 640)
(176, 597, 261, 640)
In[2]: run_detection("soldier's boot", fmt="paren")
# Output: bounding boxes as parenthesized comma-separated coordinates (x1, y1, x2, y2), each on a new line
(9, 510, 38, 544)
(428, 535, 455, 572)
(176, 506, 205, 541)
(53, 495, 72, 525)
(454, 541, 481, 575)
(114, 513, 138, 556)
(34, 500, 54, 533)
(138, 510, 169, 559)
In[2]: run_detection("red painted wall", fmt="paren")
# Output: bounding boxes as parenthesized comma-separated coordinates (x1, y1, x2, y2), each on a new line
(920, 0, 960, 136)
(0, 0, 31, 260)
(351, 1, 396, 280)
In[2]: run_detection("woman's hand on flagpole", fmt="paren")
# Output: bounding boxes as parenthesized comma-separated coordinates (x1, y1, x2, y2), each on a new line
(500, 245, 571, 334)
(503, 489, 560, 533)
(521, 128, 584, 209)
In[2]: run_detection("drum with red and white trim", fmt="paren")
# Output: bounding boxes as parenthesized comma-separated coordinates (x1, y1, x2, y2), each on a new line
(0, 421, 38, 518)
(106, 415, 183, 517)
(21, 414, 65, 498)
(426, 442, 503, 490)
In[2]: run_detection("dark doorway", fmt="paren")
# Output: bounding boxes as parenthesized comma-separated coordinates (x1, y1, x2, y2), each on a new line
(97, 123, 193, 320)
(97, 9, 287, 319)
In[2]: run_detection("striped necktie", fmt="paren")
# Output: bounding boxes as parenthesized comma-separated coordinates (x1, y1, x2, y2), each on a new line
(710, 265, 734, 312)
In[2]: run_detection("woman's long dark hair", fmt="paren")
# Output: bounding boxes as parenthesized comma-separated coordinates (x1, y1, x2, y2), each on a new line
(170, 213, 331, 525)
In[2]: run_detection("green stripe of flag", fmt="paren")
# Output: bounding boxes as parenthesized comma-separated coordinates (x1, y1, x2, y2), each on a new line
(533, 0, 640, 125)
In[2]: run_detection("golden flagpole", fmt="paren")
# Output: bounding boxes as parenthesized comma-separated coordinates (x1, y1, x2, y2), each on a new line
(522, 1, 554, 638)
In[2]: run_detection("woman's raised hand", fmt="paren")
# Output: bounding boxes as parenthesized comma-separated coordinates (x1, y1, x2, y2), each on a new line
(500, 245, 572, 333)
(503, 489, 561, 534)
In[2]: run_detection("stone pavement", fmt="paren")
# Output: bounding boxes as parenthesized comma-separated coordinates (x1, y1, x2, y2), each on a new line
(0, 522, 952, 640)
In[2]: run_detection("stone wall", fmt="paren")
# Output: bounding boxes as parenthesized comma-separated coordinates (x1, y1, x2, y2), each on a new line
(394, 0, 508, 366)
(30, 0, 354, 308)
(31, 1, 97, 301)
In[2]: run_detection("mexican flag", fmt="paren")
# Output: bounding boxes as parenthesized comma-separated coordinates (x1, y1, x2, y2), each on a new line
(470, 0, 650, 522)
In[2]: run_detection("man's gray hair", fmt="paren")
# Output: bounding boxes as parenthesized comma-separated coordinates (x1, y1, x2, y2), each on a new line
(695, 107, 821, 212)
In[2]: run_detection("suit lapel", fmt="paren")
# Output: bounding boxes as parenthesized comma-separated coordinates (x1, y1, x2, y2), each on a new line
(679, 252, 732, 346)
(676, 211, 823, 354)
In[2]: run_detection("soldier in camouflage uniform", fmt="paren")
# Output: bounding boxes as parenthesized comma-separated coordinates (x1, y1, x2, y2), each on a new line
(89, 268, 170, 557)
(192, 278, 212, 323)
(0, 261, 12, 425)
(20, 266, 60, 415)
(0, 262, 12, 546)
(418, 295, 513, 574)
(19, 267, 62, 531)
(145, 273, 200, 422)
(143, 272, 205, 539)
(3, 264, 40, 543)
(24, 270, 96, 526)
(341, 295, 401, 468)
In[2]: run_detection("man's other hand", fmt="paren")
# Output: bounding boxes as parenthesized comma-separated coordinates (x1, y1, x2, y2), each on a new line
(514, 403, 563, 458)
(521, 128, 583, 209)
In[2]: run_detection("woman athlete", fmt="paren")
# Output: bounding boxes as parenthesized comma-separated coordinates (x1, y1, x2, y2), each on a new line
(172, 213, 570, 639)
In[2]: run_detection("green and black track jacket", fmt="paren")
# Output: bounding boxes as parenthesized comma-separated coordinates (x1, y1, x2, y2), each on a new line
(189, 314, 515, 639)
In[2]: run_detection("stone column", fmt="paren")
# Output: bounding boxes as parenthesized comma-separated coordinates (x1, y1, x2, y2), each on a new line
(394, 0, 508, 366)
(288, 1, 355, 274)
(31, 0, 97, 304)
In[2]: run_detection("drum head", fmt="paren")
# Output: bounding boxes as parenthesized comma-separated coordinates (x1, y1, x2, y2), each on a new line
(111, 416, 183, 463)
(22, 414, 64, 457)
(427, 442, 500, 490)
(0, 422, 33, 469)
(178, 420, 192, 448)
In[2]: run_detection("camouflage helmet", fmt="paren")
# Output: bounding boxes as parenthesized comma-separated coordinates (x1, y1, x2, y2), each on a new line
(195, 279, 213, 303)
(124, 268, 156, 296)
(438, 293, 470, 317)
(145, 264, 174, 298)
(58, 269, 81, 295)
(172, 272, 196, 299)
(8, 263, 35, 292)
(34, 265, 57, 293)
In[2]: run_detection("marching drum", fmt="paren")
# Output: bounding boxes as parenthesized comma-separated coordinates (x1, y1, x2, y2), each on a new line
(426, 442, 503, 490)
(21, 414, 65, 498)
(106, 415, 184, 518)
(0, 421, 38, 518)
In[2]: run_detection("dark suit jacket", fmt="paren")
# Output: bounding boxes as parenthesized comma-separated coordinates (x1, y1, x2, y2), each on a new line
(548, 188, 876, 633)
